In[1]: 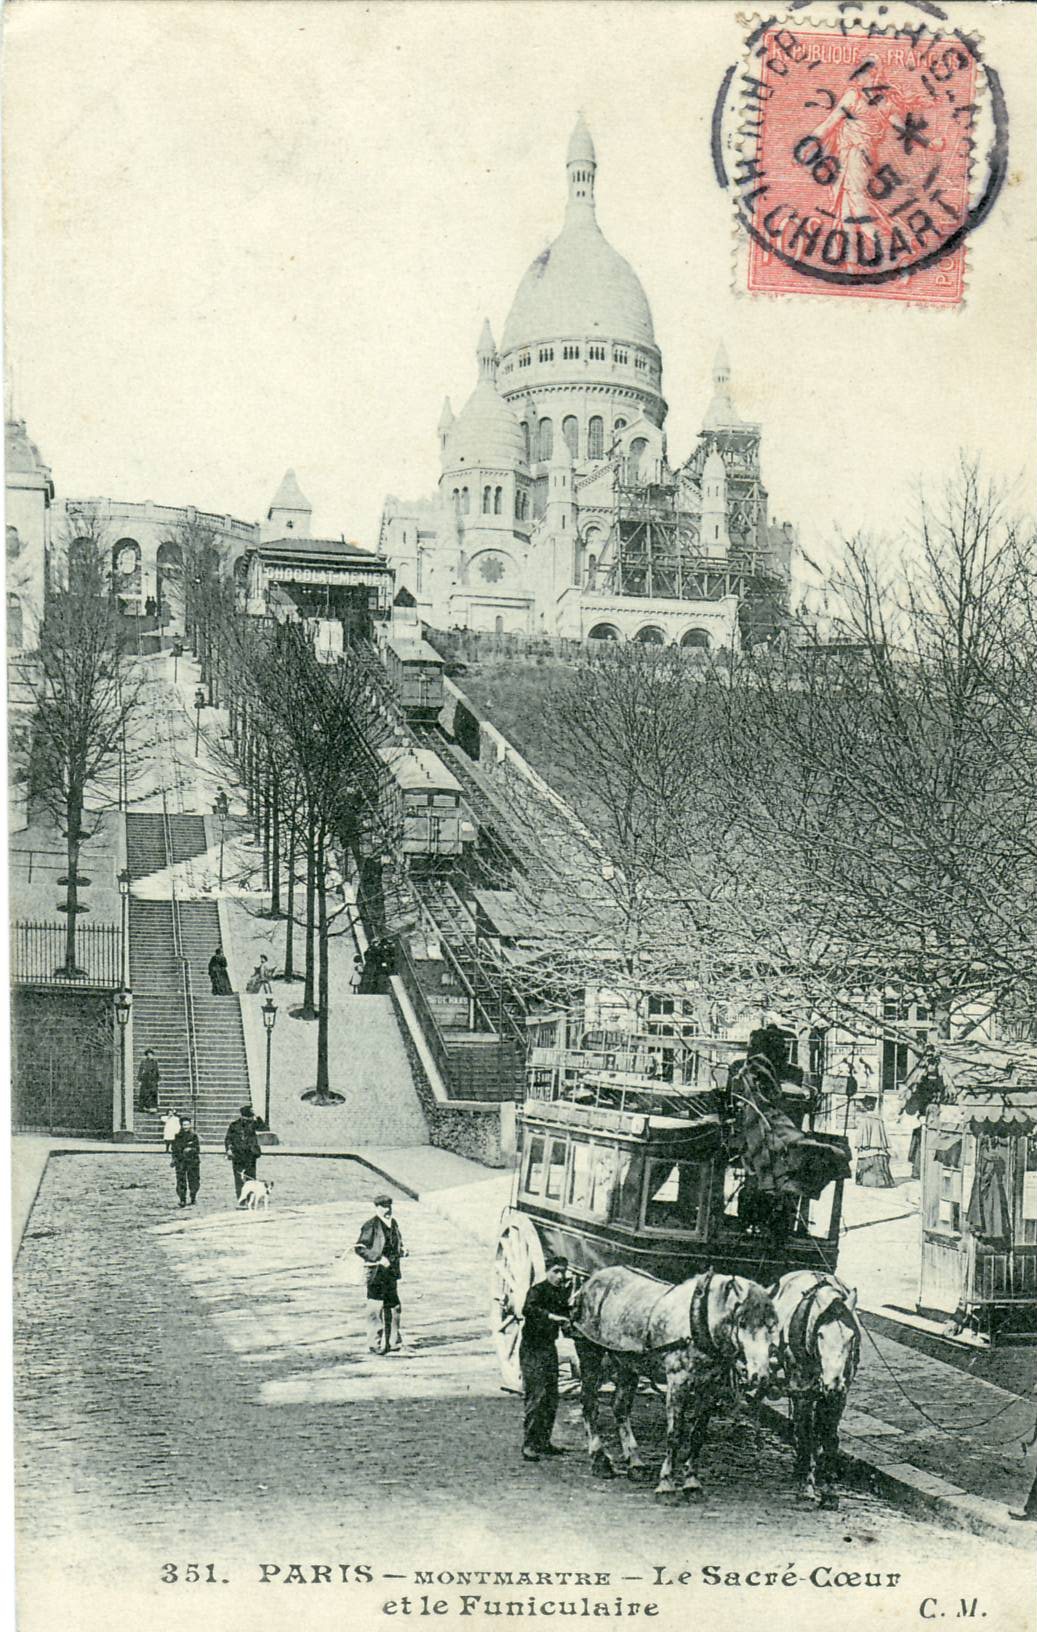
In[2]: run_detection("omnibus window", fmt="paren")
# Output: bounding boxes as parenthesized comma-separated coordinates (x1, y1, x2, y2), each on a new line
(644, 1159, 706, 1233)
(567, 1142, 618, 1220)
(545, 1139, 568, 1201)
(524, 1134, 546, 1195)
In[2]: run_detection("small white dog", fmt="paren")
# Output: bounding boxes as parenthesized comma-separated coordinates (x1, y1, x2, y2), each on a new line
(237, 1178, 274, 1212)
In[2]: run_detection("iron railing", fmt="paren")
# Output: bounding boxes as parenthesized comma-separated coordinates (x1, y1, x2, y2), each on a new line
(11, 920, 122, 989)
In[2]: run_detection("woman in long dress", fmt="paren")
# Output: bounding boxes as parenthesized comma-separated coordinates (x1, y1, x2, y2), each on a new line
(208, 946, 233, 995)
(855, 1095, 895, 1188)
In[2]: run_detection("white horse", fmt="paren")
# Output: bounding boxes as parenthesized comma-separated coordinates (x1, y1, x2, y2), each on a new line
(571, 1266, 779, 1501)
(772, 1270, 861, 1509)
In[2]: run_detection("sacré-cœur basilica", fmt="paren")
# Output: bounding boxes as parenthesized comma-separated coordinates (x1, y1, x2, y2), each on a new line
(379, 116, 795, 650)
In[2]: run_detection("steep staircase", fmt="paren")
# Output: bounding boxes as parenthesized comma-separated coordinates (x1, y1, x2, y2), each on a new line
(125, 812, 252, 1142)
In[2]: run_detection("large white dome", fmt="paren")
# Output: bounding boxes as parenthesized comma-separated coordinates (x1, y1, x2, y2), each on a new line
(501, 214, 655, 354)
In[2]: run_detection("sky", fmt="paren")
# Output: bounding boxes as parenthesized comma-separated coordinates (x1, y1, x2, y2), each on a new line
(3, 0, 1035, 570)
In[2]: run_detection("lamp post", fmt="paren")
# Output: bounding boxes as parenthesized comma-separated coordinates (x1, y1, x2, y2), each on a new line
(118, 867, 131, 990)
(194, 686, 206, 757)
(261, 997, 278, 1129)
(114, 987, 132, 1134)
(172, 638, 183, 682)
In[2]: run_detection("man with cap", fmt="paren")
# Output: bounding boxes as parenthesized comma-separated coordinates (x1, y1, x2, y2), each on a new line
(170, 1115, 201, 1208)
(354, 1195, 406, 1354)
(224, 1104, 262, 1200)
(519, 1256, 572, 1462)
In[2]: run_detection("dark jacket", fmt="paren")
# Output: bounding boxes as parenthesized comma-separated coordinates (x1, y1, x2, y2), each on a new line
(354, 1215, 404, 1278)
(224, 1116, 261, 1162)
(208, 953, 233, 995)
(138, 1058, 161, 1088)
(171, 1129, 201, 1168)
(520, 1278, 571, 1353)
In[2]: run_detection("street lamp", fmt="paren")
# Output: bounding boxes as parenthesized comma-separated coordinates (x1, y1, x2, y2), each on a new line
(118, 867, 131, 989)
(261, 997, 278, 1129)
(212, 801, 227, 889)
(114, 988, 132, 1133)
(172, 638, 183, 682)
(194, 686, 206, 757)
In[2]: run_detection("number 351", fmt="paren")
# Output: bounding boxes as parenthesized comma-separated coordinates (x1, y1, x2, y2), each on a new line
(161, 1564, 223, 1585)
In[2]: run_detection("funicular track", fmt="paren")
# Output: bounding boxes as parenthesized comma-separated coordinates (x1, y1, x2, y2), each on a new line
(414, 876, 529, 1050)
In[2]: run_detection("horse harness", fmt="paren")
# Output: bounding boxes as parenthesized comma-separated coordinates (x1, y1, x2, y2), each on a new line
(785, 1276, 860, 1391)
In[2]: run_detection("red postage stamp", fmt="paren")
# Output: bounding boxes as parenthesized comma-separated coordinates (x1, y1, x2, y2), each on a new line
(725, 22, 997, 305)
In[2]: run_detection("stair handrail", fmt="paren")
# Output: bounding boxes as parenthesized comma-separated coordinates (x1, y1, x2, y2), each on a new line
(162, 788, 198, 1121)
(182, 960, 200, 1126)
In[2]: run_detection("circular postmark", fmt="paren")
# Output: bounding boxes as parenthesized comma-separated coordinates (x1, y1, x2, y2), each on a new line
(713, 7, 1009, 302)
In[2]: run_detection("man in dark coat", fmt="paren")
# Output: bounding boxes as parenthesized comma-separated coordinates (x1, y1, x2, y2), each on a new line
(171, 1116, 201, 1208)
(519, 1256, 571, 1462)
(354, 1194, 406, 1354)
(224, 1104, 261, 1199)
(137, 1049, 161, 1112)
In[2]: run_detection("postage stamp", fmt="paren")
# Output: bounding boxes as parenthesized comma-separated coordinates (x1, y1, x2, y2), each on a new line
(717, 15, 1008, 305)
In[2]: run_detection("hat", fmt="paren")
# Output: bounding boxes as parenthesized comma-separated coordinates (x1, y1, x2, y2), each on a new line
(546, 1255, 569, 1270)
(374, 1193, 394, 1207)
(240, 1105, 254, 1117)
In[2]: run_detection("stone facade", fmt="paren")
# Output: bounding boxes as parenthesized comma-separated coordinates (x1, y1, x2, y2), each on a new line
(379, 117, 795, 650)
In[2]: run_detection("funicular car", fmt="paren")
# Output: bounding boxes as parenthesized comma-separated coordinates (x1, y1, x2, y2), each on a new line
(491, 1013, 852, 1387)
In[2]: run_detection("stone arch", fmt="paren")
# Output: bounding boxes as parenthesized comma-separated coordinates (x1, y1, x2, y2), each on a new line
(113, 537, 142, 580)
(588, 622, 621, 641)
(634, 625, 665, 644)
(156, 539, 183, 618)
(493, 486, 503, 515)
(562, 415, 579, 460)
(7, 593, 23, 650)
(482, 485, 493, 515)
(680, 628, 711, 650)
(538, 417, 553, 461)
(587, 416, 604, 460)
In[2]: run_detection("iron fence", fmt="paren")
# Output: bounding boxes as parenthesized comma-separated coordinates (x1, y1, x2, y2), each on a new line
(11, 920, 123, 989)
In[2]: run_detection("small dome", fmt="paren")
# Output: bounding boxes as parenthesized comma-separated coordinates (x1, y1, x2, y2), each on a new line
(445, 379, 527, 470)
(5, 417, 49, 477)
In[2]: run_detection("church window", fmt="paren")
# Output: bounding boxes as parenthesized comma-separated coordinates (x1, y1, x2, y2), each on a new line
(6, 525, 21, 560)
(495, 615, 504, 636)
(452, 488, 460, 513)
(626, 437, 648, 484)
(538, 418, 553, 461)
(494, 487, 503, 514)
(614, 348, 628, 366)
(539, 347, 554, 364)
(562, 344, 580, 361)
(519, 351, 531, 369)
(588, 416, 604, 459)
(461, 487, 470, 514)
(7, 593, 23, 651)
(587, 554, 597, 589)
(562, 416, 579, 459)
(614, 417, 628, 434)
(482, 485, 492, 514)
(588, 343, 605, 362)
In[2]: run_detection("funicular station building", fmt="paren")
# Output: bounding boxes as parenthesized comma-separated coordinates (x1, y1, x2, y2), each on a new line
(379, 116, 795, 649)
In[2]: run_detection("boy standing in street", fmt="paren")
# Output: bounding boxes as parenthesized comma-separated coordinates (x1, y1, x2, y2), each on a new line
(170, 1117, 201, 1208)
(224, 1104, 262, 1199)
(354, 1195, 406, 1354)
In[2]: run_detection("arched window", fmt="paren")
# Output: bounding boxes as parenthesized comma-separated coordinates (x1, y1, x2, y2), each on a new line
(495, 615, 504, 636)
(522, 422, 531, 462)
(452, 488, 461, 514)
(587, 554, 597, 590)
(461, 487, 470, 515)
(626, 436, 648, 484)
(680, 629, 711, 651)
(587, 416, 604, 460)
(482, 485, 492, 514)
(562, 416, 579, 459)
(6, 525, 21, 561)
(572, 540, 581, 586)
(635, 625, 665, 645)
(614, 417, 628, 435)
(493, 487, 503, 515)
(588, 623, 620, 641)
(538, 418, 553, 461)
(7, 593, 23, 651)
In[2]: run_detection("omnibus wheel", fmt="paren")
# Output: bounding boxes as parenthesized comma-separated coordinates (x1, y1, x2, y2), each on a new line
(491, 1211, 545, 1392)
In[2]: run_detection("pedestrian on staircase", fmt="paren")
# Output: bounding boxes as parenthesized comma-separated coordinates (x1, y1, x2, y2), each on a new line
(208, 946, 233, 995)
(170, 1116, 201, 1208)
(137, 1050, 161, 1113)
(354, 1195, 406, 1355)
(224, 1104, 262, 1199)
(162, 1109, 182, 1152)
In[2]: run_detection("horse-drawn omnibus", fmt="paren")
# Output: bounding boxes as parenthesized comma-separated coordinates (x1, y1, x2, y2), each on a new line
(492, 1013, 852, 1388)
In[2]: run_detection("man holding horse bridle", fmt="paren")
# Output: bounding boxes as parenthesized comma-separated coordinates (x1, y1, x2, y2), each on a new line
(520, 1256, 572, 1463)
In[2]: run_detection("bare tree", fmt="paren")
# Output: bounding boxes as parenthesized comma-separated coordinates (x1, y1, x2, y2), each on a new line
(29, 511, 143, 974)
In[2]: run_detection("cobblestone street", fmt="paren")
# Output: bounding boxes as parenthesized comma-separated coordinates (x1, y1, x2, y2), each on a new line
(14, 1153, 1026, 1632)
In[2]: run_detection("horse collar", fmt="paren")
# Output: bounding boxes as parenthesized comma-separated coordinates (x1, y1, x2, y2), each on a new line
(689, 1271, 717, 1356)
